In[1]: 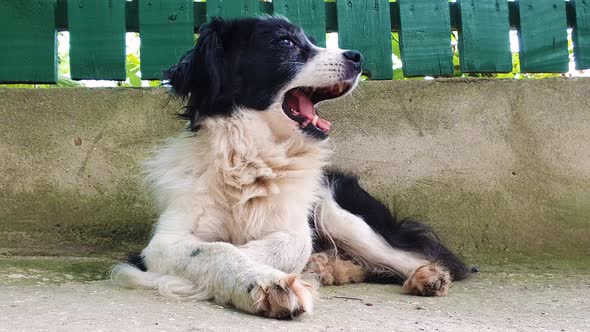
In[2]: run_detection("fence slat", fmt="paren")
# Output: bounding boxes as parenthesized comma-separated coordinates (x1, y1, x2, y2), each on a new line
(0, 0, 56, 83)
(68, 0, 126, 80)
(336, 0, 393, 79)
(139, 0, 194, 80)
(458, 0, 512, 73)
(274, 0, 326, 47)
(55, 2, 580, 33)
(398, 0, 453, 77)
(206, 0, 260, 20)
(573, 0, 590, 70)
(518, 0, 569, 73)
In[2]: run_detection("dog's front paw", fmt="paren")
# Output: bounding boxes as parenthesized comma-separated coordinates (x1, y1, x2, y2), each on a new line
(402, 263, 451, 296)
(249, 274, 315, 319)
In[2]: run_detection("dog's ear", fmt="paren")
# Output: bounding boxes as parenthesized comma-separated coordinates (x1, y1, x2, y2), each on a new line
(164, 18, 231, 115)
(164, 47, 196, 99)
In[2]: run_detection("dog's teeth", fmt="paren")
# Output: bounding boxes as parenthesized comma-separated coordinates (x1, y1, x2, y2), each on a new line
(312, 115, 319, 126)
(338, 84, 345, 93)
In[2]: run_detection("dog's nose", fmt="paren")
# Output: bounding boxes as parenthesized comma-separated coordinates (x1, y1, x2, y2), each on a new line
(343, 50, 363, 65)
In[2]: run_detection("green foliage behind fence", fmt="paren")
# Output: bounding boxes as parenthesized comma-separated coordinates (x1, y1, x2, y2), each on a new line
(0, 0, 589, 83)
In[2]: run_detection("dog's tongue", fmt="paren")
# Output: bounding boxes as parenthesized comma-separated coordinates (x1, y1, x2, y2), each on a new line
(314, 118, 331, 132)
(290, 91, 331, 131)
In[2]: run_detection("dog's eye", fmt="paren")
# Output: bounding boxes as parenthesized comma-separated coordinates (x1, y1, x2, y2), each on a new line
(278, 38, 294, 47)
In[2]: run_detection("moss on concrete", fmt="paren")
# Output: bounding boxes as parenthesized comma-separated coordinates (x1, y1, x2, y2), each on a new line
(0, 88, 180, 256)
(367, 175, 590, 259)
(0, 179, 154, 255)
(0, 256, 115, 284)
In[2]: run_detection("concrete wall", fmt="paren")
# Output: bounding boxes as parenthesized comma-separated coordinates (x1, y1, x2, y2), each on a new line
(1, 79, 589, 259)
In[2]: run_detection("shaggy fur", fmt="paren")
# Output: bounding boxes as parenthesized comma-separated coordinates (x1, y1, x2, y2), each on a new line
(112, 16, 470, 319)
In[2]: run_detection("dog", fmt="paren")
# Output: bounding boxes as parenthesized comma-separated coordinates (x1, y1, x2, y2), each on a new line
(112, 16, 471, 319)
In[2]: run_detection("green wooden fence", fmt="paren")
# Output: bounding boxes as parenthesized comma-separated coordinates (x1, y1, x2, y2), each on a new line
(0, 0, 589, 83)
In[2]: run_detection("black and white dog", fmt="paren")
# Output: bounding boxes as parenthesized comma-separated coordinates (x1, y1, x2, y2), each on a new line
(112, 16, 470, 319)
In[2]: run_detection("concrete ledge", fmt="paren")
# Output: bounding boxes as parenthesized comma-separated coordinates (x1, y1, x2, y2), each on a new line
(1, 79, 589, 258)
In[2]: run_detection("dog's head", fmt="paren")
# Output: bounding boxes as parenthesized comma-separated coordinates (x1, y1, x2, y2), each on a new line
(165, 16, 362, 140)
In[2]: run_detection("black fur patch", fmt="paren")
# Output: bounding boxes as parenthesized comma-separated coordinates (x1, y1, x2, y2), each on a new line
(190, 249, 201, 257)
(321, 169, 471, 281)
(364, 272, 405, 285)
(246, 283, 255, 293)
(126, 252, 147, 272)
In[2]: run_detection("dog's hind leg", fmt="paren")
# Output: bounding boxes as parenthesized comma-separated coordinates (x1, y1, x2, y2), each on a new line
(311, 170, 471, 296)
(309, 198, 433, 290)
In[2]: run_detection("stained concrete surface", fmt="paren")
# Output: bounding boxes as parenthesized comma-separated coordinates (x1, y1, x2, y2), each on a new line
(1, 257, 589, 332)
(1, 79, 589, 258)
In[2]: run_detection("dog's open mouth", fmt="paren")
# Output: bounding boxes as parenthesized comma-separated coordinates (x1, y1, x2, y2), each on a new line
(282, 81, 353, 135)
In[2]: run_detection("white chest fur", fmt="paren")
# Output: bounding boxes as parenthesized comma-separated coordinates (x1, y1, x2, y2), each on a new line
(144, 109, 332, 245)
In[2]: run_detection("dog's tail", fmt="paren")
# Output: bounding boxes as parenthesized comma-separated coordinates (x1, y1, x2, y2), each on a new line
(111, 257, 210, 300)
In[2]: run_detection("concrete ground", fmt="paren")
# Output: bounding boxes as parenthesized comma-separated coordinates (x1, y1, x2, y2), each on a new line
(1, 257, 588, 332)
